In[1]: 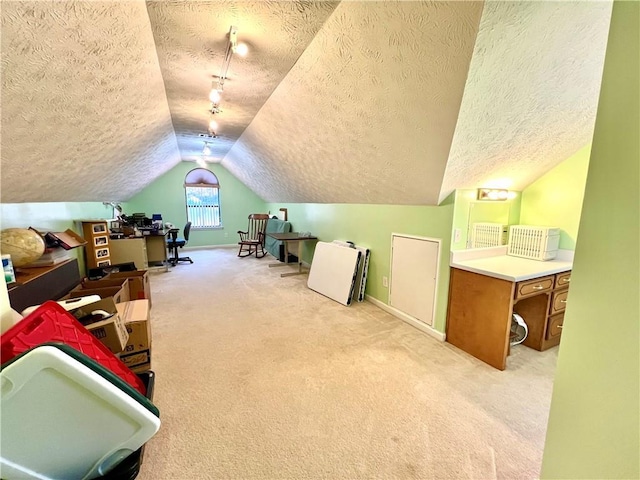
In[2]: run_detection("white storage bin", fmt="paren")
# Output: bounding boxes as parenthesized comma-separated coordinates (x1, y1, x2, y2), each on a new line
(471, 223, 507, 248)
(508, 225, 560, 261)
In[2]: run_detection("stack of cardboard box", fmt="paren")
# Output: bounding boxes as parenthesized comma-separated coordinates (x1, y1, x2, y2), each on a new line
(64, 270, 153, 373)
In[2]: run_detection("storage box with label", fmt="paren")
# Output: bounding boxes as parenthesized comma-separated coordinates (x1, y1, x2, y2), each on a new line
(70, 297, 129, 353)
(69, 278, 130, 304)
(107, 270, 152, 307)
(116, 299, 151, 373)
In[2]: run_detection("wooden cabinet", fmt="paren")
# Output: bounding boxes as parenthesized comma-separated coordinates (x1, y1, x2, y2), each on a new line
(518, 270, 571, 351)
(80, 221, 111, 270)
(8, 259, 81, 312)
(446, 267, 572, 370)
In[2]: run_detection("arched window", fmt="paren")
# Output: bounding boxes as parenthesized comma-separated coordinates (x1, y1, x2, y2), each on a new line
(184, 168, 221, 228)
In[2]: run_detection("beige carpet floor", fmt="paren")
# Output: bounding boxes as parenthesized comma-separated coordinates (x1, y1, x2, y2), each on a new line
(137, 247, 558, 480)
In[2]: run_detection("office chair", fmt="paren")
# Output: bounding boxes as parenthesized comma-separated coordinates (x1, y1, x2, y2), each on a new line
(167, 222, 193, 266)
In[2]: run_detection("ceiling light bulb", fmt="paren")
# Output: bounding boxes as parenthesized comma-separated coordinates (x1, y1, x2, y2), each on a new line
(234, 42, 249, 57)
(209, 118, 218, 132)
(209, 88, 221, 104)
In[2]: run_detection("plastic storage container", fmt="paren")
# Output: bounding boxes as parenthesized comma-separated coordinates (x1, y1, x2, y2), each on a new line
(507, 225, 560, 261)
(100, 371, 156, 480)
(0, 301, 145, 395)
(0, 345, 160, 480)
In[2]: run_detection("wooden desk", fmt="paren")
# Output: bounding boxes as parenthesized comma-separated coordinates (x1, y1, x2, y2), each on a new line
(267, 233, 317, 277)
(109, 231, 170, 271)
(446, 260, 572, 370)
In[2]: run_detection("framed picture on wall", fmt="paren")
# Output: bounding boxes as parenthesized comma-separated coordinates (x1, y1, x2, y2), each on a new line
(97, 260, 111, 267)
(92, 223, 107, 234)
(94, 236, 108, 247)
(95, 248, 109, 259)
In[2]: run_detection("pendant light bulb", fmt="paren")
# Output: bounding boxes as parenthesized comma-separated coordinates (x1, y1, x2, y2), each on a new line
(234, 42, 249, 57)
(209, 88, 221, 104)
(203, 143, 211, 155)
(209, 118, 218, 133)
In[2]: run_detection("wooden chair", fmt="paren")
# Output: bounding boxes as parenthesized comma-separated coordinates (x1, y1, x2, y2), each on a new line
(237, 214, 270, 258)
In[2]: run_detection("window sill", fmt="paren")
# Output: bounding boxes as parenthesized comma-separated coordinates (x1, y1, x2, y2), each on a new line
(192, 225, 224, 230)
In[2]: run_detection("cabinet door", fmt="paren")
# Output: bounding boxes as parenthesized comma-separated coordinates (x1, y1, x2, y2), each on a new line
(550, 289, 569, 315)
(515, 276, 554, 299)
(546, 313, 564, 339)
(555, 271, 571, 288)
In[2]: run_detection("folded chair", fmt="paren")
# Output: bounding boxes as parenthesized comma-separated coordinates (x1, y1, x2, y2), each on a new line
(237, 214, 270, 258)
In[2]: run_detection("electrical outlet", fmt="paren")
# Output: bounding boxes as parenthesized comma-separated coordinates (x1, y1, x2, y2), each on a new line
(382, 276, 388, 288)
(454, 228, 461, 243)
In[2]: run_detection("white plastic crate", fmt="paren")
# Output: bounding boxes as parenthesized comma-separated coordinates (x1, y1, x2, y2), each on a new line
(471, 223, 507, 248)
(508, 225, 560, 261)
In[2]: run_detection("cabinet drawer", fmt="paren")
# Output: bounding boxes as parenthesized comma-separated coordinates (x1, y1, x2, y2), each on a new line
(550, 289, 569, 314)
(546, 313, 564, 339)
(515, 276, 554, 299)
(555, 271, 571, 288)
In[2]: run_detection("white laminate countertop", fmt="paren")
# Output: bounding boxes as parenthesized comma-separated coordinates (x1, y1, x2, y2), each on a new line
(450, 247, 573, 282)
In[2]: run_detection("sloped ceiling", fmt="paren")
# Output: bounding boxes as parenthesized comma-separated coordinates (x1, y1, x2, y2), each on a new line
(1, 1, 612, 206)
(146, 1, 338, 162)
(223, 1, 484, 205)
(439, 0, 613, 202)
(1, 1, 180, 203)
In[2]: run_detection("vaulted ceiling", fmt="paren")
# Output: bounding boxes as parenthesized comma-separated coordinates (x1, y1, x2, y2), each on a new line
(0, 1, 612, 205)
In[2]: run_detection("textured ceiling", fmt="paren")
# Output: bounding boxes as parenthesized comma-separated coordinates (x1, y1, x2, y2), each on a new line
(223, 1, 484, 205)
(146, 1, 338, 163)
(1, 1, 613, 206)
(439, 0, 613, 202)
(1, 1, 180, 203)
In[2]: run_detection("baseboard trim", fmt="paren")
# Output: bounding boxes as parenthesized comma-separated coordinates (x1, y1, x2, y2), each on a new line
(365, 295, 446, 342)
(183, 244, 236, 250)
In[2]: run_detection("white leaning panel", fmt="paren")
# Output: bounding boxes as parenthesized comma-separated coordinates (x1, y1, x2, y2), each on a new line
(308, 241, 361, 306)
(332, 241, 370, 302)
(0, 345, 160, 480)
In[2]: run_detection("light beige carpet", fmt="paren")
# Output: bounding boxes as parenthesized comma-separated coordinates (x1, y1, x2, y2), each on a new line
(137, 247, 557, 480)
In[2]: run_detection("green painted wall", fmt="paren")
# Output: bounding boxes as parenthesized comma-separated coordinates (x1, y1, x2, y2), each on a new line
(520, 145, 591, 250)
(123, 162, 267, 247)
(267, 198, 455, 333)
(0, 201, 116, 278)
(541, 2, 639, 478)
(450, 189, 521, 250)
(1, 202, 114, 231)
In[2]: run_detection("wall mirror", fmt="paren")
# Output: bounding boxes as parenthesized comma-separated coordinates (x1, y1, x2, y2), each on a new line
(465, 201, 512, 249)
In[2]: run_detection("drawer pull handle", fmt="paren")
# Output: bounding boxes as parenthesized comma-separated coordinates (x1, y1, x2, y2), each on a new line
(563, 278, 570, 283)
(560, 299, 567, 304)
(557, 325, 563, 329)
(532, 285, 545, 290)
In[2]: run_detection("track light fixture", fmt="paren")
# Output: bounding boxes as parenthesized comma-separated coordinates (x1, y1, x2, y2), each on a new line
(205, 25, 247, 135)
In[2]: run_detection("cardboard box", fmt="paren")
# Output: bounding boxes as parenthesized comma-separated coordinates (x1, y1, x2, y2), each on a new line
(107, 271, 152, 307)
(69, 279, 130, 304)
(71, 298, 129, 353)
(116, 300, 151, 373)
